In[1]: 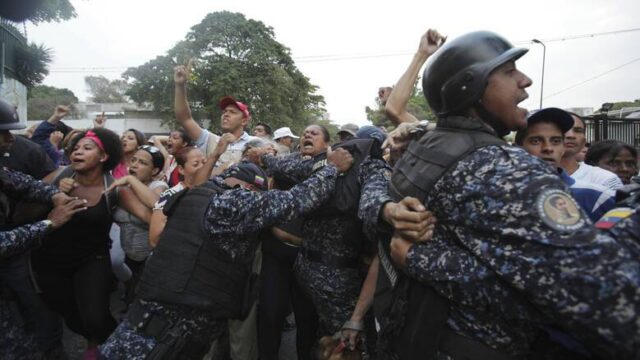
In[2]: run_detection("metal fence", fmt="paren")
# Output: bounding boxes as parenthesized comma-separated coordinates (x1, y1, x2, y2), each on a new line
(584, 116, 640, 147)
(1, 19, 27, 80)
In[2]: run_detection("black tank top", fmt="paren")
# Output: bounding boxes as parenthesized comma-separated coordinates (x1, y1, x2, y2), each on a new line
(34, 195, 113, 268)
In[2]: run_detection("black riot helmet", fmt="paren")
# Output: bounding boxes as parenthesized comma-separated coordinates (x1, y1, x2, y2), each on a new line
(0, 99, 24, 130)
(422, 31, 528, 117)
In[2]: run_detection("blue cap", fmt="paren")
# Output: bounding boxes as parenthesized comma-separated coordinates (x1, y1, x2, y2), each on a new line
(221, 161, 268, 191)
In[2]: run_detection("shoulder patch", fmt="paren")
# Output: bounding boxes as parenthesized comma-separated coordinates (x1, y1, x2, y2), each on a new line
(536, 188, 586, 232)
(595, 207, 634, 230)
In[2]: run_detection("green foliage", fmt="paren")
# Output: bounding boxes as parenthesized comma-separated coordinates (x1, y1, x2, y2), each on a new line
(85, 75, 129, 103)
(14, 42, 52, 88)
(608, 99, 640, 111)
(365, 83, 435, 130)
(27, 85, 78, 120)
(28, 0, 77, 24)
(124, 11, 325, 132)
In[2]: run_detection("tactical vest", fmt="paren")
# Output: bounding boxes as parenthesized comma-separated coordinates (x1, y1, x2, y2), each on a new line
(136, 182, 255, 319)
(376, 116, 504, 360)
(307, 138, 382, 257)
(310, 138, 382, 217)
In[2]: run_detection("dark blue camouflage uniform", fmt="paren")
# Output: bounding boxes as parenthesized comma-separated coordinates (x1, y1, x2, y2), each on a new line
(0, 167, 58, 360)
(99, 165, 340, 359)
(264, 154, 392, 335)
(403, 145, 640, 359)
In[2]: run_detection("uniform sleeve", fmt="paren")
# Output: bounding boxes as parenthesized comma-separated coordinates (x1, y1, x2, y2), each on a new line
(431, 147, 640, 358)
(31, 121, 62, 166)
(204, 165, 337, 236)
(357, 157, 393, 244)
(0, 167, 59, 204)
(0, 220, 49, 258)
(262, 153, 314, 183)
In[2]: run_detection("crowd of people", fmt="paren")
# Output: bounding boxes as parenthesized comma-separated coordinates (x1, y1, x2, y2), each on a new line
(0, 27, 639, 360)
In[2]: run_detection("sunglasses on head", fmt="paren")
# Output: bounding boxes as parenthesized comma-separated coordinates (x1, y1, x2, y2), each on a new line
(138, 145, 160, 154)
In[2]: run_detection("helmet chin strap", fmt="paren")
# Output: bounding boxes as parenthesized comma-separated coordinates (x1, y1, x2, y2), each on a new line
(473, 102, 510, 138)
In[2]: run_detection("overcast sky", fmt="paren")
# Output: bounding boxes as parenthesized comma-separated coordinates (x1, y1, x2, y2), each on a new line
(26, 0, 640, 126)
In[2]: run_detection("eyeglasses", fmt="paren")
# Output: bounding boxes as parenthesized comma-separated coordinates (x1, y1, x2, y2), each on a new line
(138, 145, 160, 154)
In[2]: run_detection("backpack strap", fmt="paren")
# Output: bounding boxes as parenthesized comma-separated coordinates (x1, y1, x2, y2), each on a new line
(51, 166, 76, 188)
(51, 166, 119, 216)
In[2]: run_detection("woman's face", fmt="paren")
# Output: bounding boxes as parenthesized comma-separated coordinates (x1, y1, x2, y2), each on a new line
(70, 137, 107, 172)
(598, 148, 638, 184)
(300, 125, 329, 156)
(129, 149, 157, 184)
(167, 131, 187, 155)
(179, 148, 205, 183)
(121, 131, 139, 154)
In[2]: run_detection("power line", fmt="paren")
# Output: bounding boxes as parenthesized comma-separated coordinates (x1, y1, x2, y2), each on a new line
(543, 56, 640, 99)
(49, 27, 640, 72)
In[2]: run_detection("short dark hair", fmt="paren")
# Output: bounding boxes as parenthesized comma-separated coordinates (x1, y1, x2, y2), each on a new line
(585, 140, 638, 166)
(306, 124, 330, 142)
(254, 122, 272, 135)
(171, 128, 193, 146)
(125, 128, 146, 147)
(514, 119, 564, 146)
(565, 112, 584, 127)
(68, 127, 123, 172)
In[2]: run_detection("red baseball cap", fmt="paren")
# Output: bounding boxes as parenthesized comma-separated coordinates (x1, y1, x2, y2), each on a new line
(219, 96, 250, 119)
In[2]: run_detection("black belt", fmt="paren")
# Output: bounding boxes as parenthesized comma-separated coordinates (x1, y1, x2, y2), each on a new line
(127, 300, 209, 360)
(301, 247, 360, 269)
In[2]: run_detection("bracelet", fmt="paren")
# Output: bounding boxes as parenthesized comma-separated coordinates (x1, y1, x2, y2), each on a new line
(341, 320, 364, 332)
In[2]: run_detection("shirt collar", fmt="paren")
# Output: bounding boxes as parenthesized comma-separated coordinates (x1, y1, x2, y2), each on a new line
(557, 167, 575, 186)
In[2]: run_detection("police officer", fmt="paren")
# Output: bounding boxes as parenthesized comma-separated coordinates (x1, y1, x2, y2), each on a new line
(0, 166, 87, 359)
(383, 30, 640, 359)
(98, 149, 354, 359)
(249, 124, 393, 355)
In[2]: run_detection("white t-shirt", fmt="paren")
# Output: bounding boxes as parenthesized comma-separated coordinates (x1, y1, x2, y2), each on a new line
(571, 162, 623, 191)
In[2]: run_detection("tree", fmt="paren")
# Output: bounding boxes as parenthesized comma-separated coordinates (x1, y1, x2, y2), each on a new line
(85, 75, 129, 103)
(124, 11, 325, 133)
(14, 42, 52, 88)
(28, 0, 77, 24)
(365, 82, 435, 130)
(0, 0, 76, 24)
(27, 85, 78, 120)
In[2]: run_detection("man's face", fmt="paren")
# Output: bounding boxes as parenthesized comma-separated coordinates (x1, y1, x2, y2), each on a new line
(252, 125, 268, 138)
(0, 130, 15, 154)
(481, 61, 532, 131)
(220, 105, 248, 133)
(563, 115, 586, 157)
(521, 122, 565, 167)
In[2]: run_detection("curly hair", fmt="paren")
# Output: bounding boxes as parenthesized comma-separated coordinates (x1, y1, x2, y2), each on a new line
(68, 127, 123, 172)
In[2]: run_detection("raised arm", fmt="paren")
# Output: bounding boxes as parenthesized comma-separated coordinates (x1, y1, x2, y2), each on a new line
(207, 148, 353, 235)
(174, 60, 203, 142)
(385, 29, 446, 125)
